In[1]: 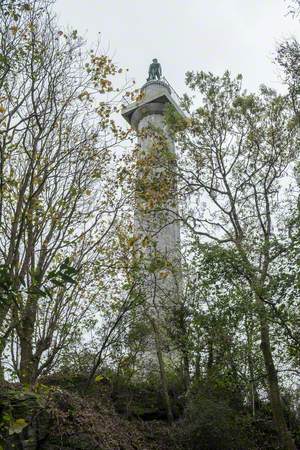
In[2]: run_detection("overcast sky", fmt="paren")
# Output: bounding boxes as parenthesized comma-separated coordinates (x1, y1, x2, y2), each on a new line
(55, 0, 300, 95)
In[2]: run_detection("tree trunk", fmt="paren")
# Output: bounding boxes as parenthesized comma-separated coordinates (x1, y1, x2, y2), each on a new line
(18, 296, 39, 385)
(0, 301, 12, 380)
(247, 353, 259, 417)
(0, 339, 5, 382)
(176, 303, 190, 390)
(152, 319, 173, 423)
(207, 339, 214, 378)
(19, 334, 37, 385)
(182, 351, 190, 390)
(256, 296, 296, 450)
(245, 315, 259, 417)
(195, 353, 201, 380)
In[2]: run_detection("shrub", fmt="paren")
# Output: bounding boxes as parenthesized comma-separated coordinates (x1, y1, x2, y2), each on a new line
(180, 384, 252, 450)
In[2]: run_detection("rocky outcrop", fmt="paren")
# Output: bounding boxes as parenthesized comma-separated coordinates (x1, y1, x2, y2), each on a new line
(0, 385, 181, 450)
(0, 388, 50, 449)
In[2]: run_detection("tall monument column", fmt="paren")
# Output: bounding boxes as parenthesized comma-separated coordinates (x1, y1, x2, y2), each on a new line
(122, 60, 185, 368)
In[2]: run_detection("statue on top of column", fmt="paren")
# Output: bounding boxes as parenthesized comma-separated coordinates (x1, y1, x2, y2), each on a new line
(147, 58, 162, 81)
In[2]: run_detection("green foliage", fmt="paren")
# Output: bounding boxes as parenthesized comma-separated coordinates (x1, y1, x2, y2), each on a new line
(164, 104, 189, 134)
(179, 380, 291, 450)
(46, 257, 78, 288)
(0, 257, 77, 306)
(182, 385, 252, 450)
(107, 370, 184, 421)
(195, 242, 249, 282)
(0, 264, 16, 305)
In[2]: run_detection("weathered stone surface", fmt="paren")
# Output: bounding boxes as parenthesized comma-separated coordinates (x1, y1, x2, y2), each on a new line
(0, 384, 183, 450)
(0, 389, 50, 449)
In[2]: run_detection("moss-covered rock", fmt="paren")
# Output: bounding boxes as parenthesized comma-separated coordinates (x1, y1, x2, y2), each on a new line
(0, 388, 50, 449)
(0, 385, 182, 450)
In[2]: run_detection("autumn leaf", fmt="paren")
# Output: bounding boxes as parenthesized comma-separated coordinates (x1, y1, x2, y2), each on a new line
(95, 374, 104, 382)
(9, 418, 28, 435)
(10, 26, 18, 35)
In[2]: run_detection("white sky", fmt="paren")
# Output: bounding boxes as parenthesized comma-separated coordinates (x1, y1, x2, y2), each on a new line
(54, 0, 300, 95)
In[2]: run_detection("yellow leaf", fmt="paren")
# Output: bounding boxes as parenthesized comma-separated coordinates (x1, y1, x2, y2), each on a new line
(95, 375, 104, 382)
(10, 26, 18, 34)
(9, 418, 28, 435)
(159, 271, 169, 279)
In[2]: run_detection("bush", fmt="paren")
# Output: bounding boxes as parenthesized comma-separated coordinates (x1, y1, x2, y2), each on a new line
(180, 384, 252, 450)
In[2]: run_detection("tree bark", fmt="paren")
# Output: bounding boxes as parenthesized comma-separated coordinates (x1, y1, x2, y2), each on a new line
(152, 319, 173, 423)
(256, 296, 296, 450)
(207, 339, 214, 378)
(0, 339, 5, 381)
(195, 353, 201, 380)
(18, 295, 39, 385)
(19, 335, 36, 385)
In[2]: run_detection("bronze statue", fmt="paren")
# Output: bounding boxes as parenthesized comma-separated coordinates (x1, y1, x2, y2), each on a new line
(147, 58, 162, 81)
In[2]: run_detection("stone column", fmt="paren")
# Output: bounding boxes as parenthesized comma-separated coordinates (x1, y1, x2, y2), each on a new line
(122, 79, 185, 367)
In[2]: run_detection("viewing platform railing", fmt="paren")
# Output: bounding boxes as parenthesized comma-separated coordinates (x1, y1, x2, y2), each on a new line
(122, 77, 183, 108)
